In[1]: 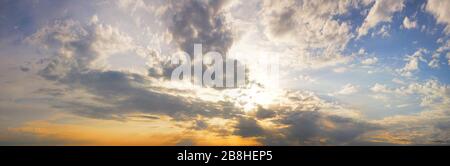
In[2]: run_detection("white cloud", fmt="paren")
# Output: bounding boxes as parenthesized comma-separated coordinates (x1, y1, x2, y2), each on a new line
(260, 0, 362, 69)
(371, 24, 391, 38)
(396, 48, 428, 77)
(371, 83, 392, 93)
(392, 78, 405, 85)
(357, 0, 404, 38)
(429, 39, 450, 68)
(371, 94, 389, 101)
(402, 16, 417, 29)
(436, 39, 450, 53)
(358, 48, 368, 56)
(296, 74, 316, 83)
(333, 67, 348, 73)
(375, 79, 449, 109)
(396, 104, 410, 108)
(370, 83, 394, 93)
(361, 57, 378, 65)
(428, 53, 440, 68)
(425, 0, 450, 34)
(26, 19, 134, 72)
(335, 83, 359, 95)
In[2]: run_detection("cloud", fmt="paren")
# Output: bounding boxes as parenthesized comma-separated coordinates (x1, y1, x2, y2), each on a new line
(138, 0, 250, 85)
(447, 53, 450, 66)
(402, 16, 417, 29)
(371, 83, 392, 93)
(0, 129, 81, 145)
(55, 71, 241, 120)
(295, 75, 316, 83)
(392, 78, 406, 85)
(26, 19, 242, 121)
(398, 79, 449, 109)
(164, 0, 234, 55)
(228, 89, 377, 145)
(428, 53, 440, 68)
(335, 83, 359, 95)
(260, 0, 360, 69)
(262, 111, 379, 145)
(430, 39, 450, 68)
(396, 48, 428, 77)
(369, 79, 450, 144)
(357, 0, 404, 38)
(361, 57, 378, 65)
(333, 67, 348, 73)
(372, 79, 449, 111)
(425, 0, 450, 34)
(371, 24, 391, 38)
(254, 106, 277, 120)
(233, 117, 265, 137)
(26, 19, 134, 77)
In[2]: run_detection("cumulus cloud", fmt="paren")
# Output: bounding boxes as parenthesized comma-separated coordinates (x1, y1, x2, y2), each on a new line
(361, 57, 378, 65)
(262, 111, 379, 145)
(335, 83, 359, 95)
(233, 117, 265, 137)
(295, 75, 316, 83)
(254, 106, 277, 120)
(371, 79, 450, 144)
(260, 0, 361, 68)
(229, 89, 377, 145)
(428, 53, 440, 68)
(372, 79, 450, 112)
(26, 19, 134, 78)
(164, 0, 234, 55)
(139, 0, 250, 86)
(392, 78, 406, 85)
(397, 48, 428, 77)
(425, 0, 450, 34)
(26, 19, 241, 121)
(430, 39, 450, 68)
(371, 24, 391, 38)
(357, 0, 404, 38)
(397, 79, 449, 109)
(371, 83, 392, 93)
(333, 67, 348, 73)
(402, 16, 417, 29)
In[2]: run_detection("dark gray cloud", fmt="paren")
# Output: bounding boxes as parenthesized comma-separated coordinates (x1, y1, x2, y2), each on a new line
(19, 66, 30, 72)
(175, 138, 196, 146)
(436, 121, 450, 130)
(44, 69, 243, 121)
(27, 19, 242, 121)
(270, 111, 380, 145)
(192, 119, 209, 130)
(0, 0, 101, 49)
(165, 0, 234, 55)
(266, 8, 297, 37)
(233, 109, 380, 145)
(147, 0, 240, 86)
(0, 129, 85, 146)
(255, 106, 277, 119)
(234, 117, 265, 137)
(129, 115, 160, 120)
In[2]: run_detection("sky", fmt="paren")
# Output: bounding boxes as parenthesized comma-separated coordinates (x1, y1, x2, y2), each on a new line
(0, 0, 449, 145)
